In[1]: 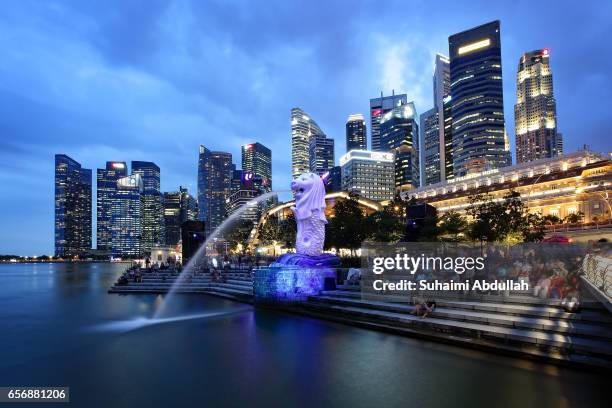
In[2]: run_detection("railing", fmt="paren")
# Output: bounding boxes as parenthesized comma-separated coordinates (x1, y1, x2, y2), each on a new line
(582, 254, 612, 299)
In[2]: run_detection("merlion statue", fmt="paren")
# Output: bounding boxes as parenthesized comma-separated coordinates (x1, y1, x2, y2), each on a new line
(290, 172, 327, 256)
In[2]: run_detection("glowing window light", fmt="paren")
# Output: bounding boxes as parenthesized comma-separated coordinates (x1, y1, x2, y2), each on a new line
(457, 38, 491, 55)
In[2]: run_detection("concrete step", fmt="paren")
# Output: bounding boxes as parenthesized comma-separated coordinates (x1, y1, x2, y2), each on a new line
(210, 282, 254, 293)
(301, 302, 612, 360)
(320, 290, 612, 326)
(310, 296, 612, 341)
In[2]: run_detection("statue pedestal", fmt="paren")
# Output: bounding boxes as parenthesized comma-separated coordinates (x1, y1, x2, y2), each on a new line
(253, 253, 341, 304)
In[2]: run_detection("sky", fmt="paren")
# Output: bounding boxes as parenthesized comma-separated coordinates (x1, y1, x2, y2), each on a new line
(0, 0, 611, 255)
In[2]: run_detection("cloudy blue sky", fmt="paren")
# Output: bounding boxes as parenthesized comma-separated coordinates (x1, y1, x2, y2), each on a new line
(0, 0, 610, 255)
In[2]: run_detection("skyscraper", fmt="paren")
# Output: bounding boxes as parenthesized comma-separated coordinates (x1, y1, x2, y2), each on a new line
(379, 102, 420, 191)
(443, 96, 454, 181)
(420, 107, 441, 186)
(309, 134, 335, 175)
(163, 186, 198, 247)
(54, 154, 92, 257)
(340, 150, 395, 202)
(327, 165, 342, 193)
(241, 142, 272, 191)
(111, 174, 143, 257)
(291, 107, 326, 179)
(197, 146, 232, 234)
(434, 54, 451, 182)
(346, 113, 367, 151)
(96, 162, 127, 251)
(449, 20, 511, 177)
(515, 49, 560, 163)
(227, 172, 267, 223)
(369, 92, 407, 152)
(131, 161, 162, 252)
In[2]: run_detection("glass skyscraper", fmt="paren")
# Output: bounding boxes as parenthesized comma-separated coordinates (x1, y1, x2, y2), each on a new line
(515, 49, 561, 163)
(309, 134, 335, 176)
(55, 154, 92, 257)
(291, 107, 326, 179)
(420, 107, 441, 186)
(131, 161, 162, 252)
(379, 102, 420, 191)
(241, 142, 272, 191)
(346, 113, 367, 151)
(197, 145, 232, 235)
(96, 161, 127, 251)
(111, 174, 143, 257)
(449, 20, 511, 177)
(369, 92, 407, 152)
(163, 186, 198, 247)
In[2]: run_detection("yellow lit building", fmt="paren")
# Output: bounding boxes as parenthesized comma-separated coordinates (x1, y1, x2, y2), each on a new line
(402, 150, 612, 223)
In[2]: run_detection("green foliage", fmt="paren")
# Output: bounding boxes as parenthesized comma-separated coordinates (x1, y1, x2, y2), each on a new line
(542, 214, 562, 225)
(257, 213, 296, 248)
(466, 190, 545, 243)
(225, 219, 255, 253)
(364, 207, 404, 242)
(325, 193, 366, 253)
(564, 211, 584, 224)
(438, 211, 468, 240)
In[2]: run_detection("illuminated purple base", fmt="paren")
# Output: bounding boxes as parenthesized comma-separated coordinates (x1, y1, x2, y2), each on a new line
(254, 254, 340, 304)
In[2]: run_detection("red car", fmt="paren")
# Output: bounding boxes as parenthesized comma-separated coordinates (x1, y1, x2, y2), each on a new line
(542, 235, 572, 243)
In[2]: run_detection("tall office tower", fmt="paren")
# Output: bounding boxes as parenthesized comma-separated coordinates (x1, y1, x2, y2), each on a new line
(131, 161, 162, 252)
(346, 114, 367, 151)
(111, 174, 143, 257)
(379, 102, 420, 191)
(556, 132, 564, 156)
(369, 92, 408, 152)
(230, 166, 243, 196)
(197, 146, 232, 234)
(449, 20, 511, 177)
(327, 165, 342, 193)
(340, 150, 395, 202)
(443, 97, 454, 181)
(54, 154, 92, 257)
(433, 54, 451, 181)
(291, 107, 326, 179)
(420, 108, 441, 186)
(96, 162, 127, 251)
(227, 173, 268, 223)
(309, 134, 335, 175)
(163, 186, 198, 246)
(241, 142, 272, 191)
(515, 49, 560, 163)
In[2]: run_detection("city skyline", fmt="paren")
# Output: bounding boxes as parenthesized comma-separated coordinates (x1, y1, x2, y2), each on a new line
(1, 1, 611, 254)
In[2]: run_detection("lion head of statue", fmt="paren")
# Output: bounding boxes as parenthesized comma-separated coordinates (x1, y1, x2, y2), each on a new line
(291, 172, 327, 222)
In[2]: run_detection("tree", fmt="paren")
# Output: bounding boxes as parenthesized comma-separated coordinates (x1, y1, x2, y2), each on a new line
(564, 211, 584, 224)
(225, 219, 255, 253)
(439, 211, 468, 241)
(466, 190, 544, 243)
(325, 193, 366, 254)
(364, 207, 403, 242)
(543, 214, 562, 226)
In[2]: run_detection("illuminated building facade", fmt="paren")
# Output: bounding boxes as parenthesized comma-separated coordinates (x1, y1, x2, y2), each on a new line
(55, 154, 92, 257)
(421, 107, 441, 186)
(111, 174, 143, 257)
(309, 134, 335, 175)
(449, 20, 511, 177)
(515, 49, 561, 163)
(340, 150, 395, 202)
(131, 161, 162, 252)
(380, 102, 420, 191)
(197, 146, 232, 234)
(403, 150, 612, 224)
(370, 92, 407, 152)
(163, 186, 198, 246)
(327, 165, 342, 193)
(346, 113, 367, 151)
(291, 107, 326, 179)
(434, 54, 451, 182)
(96, 161, 127, 251)
(227, 172, 269, 223)
(443, 97, 454, 181)
(241, 142, 272, 191)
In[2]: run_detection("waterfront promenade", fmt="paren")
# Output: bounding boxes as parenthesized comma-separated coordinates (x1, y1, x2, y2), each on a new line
(110, 266, 612, 370)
